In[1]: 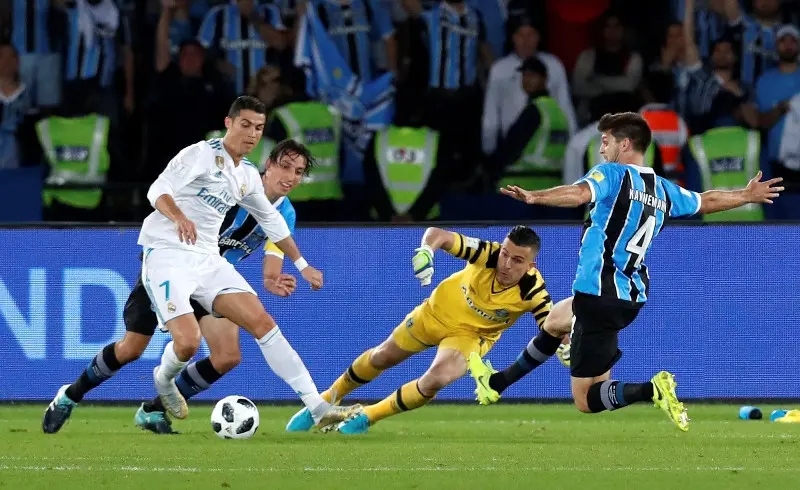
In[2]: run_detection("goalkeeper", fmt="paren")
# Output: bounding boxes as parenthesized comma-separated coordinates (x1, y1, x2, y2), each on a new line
(285, 226, 554, 434)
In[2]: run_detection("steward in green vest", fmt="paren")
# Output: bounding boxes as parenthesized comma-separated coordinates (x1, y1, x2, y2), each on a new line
(364, 125, 443, 222)
(266, 101, 342, 202)
(208, 101, 343, 221)
(38, 113, 110, 212)
(688, 126, 763, 221)
(494, 57, 569, 191)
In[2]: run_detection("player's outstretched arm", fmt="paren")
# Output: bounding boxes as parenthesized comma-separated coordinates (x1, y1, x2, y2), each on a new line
(500, 183, 593, 208)
(419, 227, 457, 254)
(411, 227, 454, 286)
(699, 171, 784, 215)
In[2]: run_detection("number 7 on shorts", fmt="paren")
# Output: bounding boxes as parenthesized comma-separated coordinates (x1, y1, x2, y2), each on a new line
(159, 280, 170, 300)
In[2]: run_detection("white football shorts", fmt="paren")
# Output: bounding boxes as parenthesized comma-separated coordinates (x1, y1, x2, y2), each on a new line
(141, 247, 256, 326)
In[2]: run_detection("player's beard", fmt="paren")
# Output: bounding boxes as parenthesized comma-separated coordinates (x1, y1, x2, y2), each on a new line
(604, 149, 619, 162)
(779, 51, 799, 63)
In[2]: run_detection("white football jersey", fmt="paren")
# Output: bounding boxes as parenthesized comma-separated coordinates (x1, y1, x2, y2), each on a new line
(138, 138, 290, 254)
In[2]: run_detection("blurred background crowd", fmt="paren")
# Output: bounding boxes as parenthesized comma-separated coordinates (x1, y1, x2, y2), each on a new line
(1, 0, 800, 223)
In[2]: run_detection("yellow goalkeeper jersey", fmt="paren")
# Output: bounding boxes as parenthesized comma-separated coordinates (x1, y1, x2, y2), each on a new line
(422, 232, 553, 340)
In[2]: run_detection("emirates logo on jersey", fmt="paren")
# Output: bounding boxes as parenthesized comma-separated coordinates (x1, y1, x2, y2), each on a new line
(196, 187, 234, 215)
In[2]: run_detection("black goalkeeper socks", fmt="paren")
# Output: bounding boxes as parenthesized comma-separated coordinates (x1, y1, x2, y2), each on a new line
(488, 330, 563, 394)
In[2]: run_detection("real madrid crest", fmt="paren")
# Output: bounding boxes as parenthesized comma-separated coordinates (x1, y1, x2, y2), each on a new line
(240, 183, 247, 197)
(215, 156, 224, 170)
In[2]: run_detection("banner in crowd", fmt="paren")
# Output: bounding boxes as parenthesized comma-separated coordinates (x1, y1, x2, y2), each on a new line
(0, 224, 798, 401)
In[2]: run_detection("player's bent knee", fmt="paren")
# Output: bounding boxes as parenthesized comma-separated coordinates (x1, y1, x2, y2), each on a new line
(544, 298, 574, 337)
(571, 378, 594, 413)
(169, 325, 202, 359)
(543, 321, 567, 338)
(210, 350, 241, 374)
(573, 396, 593, 413)
(543, 312, 571, 337)
(369, 338, 412, 370)
(242, 311, 277, 339)
(421, 360, 466, 391)
(367, 348, 394, 370)
(115, 332, 151, 364)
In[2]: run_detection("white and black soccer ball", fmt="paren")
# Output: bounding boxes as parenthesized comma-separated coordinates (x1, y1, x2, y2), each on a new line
(211, 395, 260, 440)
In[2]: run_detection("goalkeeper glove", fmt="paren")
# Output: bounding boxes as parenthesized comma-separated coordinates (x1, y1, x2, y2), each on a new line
(412, 245, 434, 286)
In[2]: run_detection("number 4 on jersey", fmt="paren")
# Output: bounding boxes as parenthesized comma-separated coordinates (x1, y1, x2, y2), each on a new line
(625, 216, 656, 268)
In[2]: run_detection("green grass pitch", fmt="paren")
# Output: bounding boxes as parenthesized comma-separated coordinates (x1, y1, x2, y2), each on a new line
(1, 404, 798, 490)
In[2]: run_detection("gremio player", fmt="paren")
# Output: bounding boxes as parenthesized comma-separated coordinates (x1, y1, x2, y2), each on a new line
(284, 226, 553, 434)
(43, 97, 359, 433)
(469, 112, 783, 431)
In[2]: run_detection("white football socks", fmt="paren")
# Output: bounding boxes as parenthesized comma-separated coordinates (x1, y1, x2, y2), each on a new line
(156, 341, 188, 385)
(257, 327, 330, 422)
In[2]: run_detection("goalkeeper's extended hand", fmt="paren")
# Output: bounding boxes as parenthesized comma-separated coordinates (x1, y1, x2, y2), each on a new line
(412, 245, 434, 286)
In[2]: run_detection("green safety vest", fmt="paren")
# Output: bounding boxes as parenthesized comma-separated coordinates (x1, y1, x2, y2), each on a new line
(689, 126, 762, 222)
(499, 96, 568, 191)
(374, 126, 439, 219)
(205, 130, 273, 173)
(586, 136, 656, 170)
(273, 102, 342, 201)
(38, 114, 110, 209)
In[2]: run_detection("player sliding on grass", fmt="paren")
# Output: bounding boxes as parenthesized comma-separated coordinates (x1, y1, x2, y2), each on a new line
(469, 112, 784, 431)
(43, 96, 360, 434)
(283, 225, 553, 434)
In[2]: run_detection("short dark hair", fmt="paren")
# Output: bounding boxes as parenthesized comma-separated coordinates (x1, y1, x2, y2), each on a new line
(506, 226, 541, 253)
(711, 34, 736, 55)
(228, 95, 266, 119)
(597, 112, 652, 153)
(266, 139, 315, 177)
(178, 39, 204, 53)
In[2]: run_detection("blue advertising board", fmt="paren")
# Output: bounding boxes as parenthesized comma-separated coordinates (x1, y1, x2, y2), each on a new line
(1, 224, 798, 401)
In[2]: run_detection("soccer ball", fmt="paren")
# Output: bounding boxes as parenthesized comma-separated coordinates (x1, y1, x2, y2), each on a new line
(211, 395, 260, 439)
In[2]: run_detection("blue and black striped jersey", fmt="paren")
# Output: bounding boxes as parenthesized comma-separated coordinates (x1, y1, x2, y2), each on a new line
(197, 2, 285, 94)
(421, 3, 485, 90)
(573, 164, 702, 303)
(218, 196, 296, 264)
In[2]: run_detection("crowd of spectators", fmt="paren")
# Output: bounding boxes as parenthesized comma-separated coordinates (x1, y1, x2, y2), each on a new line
(1, 0, 799, 222)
